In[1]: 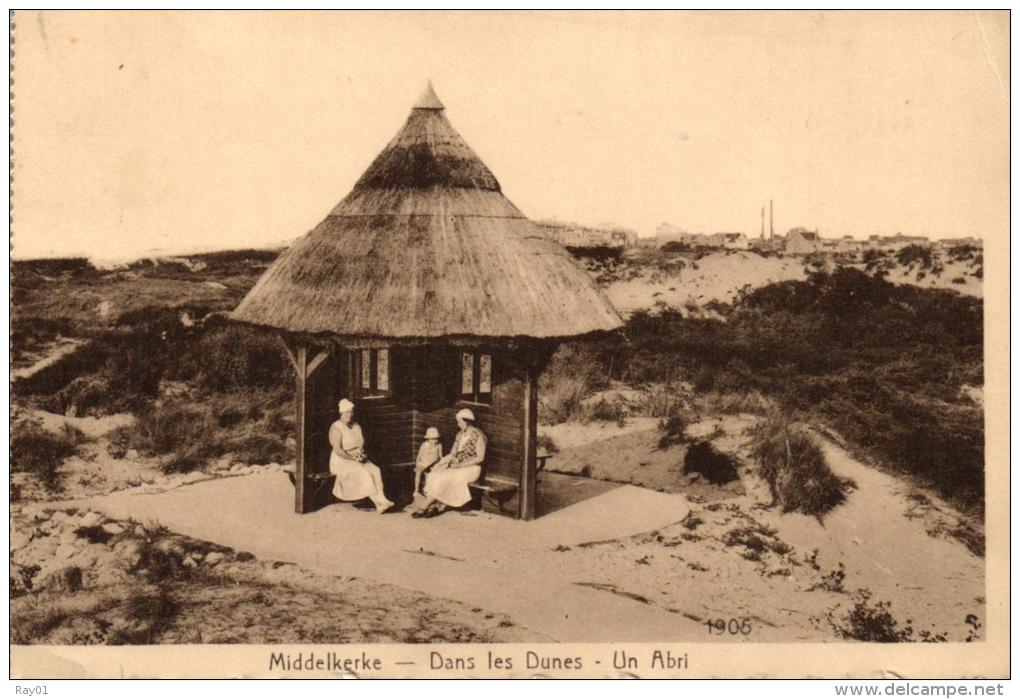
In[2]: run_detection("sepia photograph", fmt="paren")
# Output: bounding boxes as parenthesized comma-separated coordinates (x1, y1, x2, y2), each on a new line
(8, 10, 1009, 680)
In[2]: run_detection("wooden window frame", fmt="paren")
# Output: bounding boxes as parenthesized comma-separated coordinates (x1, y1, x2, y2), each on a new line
(458, 351, 493, 406)
(353, 348, 391, 399)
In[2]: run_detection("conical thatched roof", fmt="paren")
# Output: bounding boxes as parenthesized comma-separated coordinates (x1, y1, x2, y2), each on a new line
(231, 85, 623, 343)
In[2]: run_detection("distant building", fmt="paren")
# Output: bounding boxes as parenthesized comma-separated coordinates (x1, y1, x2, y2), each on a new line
(718, 232, 749, 250)
(867, 233, 932, 251)
(785, 227, 823, 254)
(655, 222, 692, 247)
(937, 236, 983, 249)
(656, 224, 748, 250)
(832, 236, 866, 252)
(537, 220, 638, 248)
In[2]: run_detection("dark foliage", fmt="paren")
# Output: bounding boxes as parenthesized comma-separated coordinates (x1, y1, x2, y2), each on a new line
(683, 441, 739, 485)
(173, 326, 292, 392)
(750, 414, 848, 516)
(896, 244, 934, 269)
(10, 421, 87, 491)
(565, 245, 624, 263)
(560, 268, 984, 513)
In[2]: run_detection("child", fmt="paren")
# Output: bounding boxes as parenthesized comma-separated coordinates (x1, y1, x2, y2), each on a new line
(414, 426, 443, 496)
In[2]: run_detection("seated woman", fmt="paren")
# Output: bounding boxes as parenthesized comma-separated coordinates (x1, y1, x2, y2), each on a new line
(328, 398, 395, 514)
(411, 408, 486, 519)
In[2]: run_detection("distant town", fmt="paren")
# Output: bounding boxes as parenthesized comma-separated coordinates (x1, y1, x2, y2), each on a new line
(536, 215, 983, 255)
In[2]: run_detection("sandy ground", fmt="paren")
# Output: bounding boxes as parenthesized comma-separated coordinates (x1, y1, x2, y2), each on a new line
(11, 507, 538, 644)
(12, 405, 985, 644)
(11, 337, 85, 375)
(599, 250, 981, 317)
(56, 474, 695, 643)
(604, 252, 808, 315)
(540, 415, 984, 641)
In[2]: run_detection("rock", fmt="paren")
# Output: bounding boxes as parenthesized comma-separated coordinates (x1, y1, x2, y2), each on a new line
(78, 512, 103, 528)
(126, 449, 139, 459)
(229, 464, 245, 474)
(59, 529, 80, 546)
(10, 530, 32, 551)
(235, 551, 256, 562)
(101, 523, 125, 536)
(182, 555, 198, 569)
(204, 551, 224, 566)
(55, 544, 78, 561)
(38, 565, 84, 593)
(32, 509, 52, 523)
(92, 566, 132, 588)
(112, 540, 144, 569)
(133, 526, 147, 538)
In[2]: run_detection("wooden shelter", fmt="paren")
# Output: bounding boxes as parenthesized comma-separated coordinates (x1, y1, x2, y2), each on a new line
(231, 83, 622, 519)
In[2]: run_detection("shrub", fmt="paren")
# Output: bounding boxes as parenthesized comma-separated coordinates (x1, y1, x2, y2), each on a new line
(658, 414, 689, 450)
(10, 420, 88, 491)
(683, 441, 740, 484)
(584, 398, 628, 426)
(223, 433, 290, 466)
(564, 245, 624, 264)
(176, 326, 292, 392)
(829, 589, 948, 643)
(538, 343, 609, 424)
(896, 244, 934, 269)
(133, 402, 217, 456)
(699, 390, 774, 415)
(54, 376, 112, 417)
(749, 412, 848, 517)
(536, 433, 559, 455)
(639, 383, 693, 419)
(832, 590, 911, 642)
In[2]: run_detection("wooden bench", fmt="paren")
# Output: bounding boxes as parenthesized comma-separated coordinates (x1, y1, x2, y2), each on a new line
(537, 450, 554, 472)
(468, 475, 519, 515)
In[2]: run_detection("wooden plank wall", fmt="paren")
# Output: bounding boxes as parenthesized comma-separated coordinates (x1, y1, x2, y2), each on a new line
(340, 347, 415, 467)
(409, 347, 525, 485)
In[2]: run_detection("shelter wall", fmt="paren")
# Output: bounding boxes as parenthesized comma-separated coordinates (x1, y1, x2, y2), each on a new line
(335, 347, 415, 467)
(409, 347, 525, 483)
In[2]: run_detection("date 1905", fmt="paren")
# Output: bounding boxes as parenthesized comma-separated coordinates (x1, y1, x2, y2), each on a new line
(705, 618, 752, 635)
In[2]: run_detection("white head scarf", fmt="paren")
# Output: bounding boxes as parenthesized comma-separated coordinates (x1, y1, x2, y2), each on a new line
(338, 398, 355, 414)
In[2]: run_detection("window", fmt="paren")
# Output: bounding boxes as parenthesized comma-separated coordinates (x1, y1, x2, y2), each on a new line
(460, 352, 492, 405)
(353, 348, 391, 398)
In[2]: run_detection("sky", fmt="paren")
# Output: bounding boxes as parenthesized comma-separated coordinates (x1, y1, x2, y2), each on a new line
(11, 11, 1010, 260)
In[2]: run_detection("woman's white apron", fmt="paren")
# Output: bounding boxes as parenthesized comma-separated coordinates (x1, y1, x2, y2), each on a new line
(329, 422, 377, 502)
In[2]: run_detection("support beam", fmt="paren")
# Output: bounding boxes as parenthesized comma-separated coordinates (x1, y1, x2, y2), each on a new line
(280, 337, 300, 374)
(305, 350, 330, 379)
(519, 360, 539, 521)
(293, 344, 309, 513)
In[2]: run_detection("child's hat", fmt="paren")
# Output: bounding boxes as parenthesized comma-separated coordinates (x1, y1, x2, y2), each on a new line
(425, 427, 440, 439)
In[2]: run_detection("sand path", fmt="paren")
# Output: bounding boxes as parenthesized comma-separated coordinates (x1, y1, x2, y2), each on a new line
(62, 472, 697, 642)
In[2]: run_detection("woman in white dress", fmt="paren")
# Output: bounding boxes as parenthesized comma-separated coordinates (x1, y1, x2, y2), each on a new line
(328, 399, 394, 514)
(411, 408, 486, 518)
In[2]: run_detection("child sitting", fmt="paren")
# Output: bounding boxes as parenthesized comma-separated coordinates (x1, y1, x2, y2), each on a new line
(414, 426, 443, 496)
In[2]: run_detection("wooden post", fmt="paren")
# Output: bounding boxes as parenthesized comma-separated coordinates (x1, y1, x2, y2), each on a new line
(519, 360, 539, 521)
(289, 340, 337, 514)
(293, 343, 309, 514)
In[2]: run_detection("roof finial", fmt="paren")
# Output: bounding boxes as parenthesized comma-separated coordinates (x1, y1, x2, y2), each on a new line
(413, 80, 445, 110)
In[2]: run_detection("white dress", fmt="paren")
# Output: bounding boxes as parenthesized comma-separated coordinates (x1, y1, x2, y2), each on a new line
(424, 427, 484, 507)
(328, 421, 377, 502)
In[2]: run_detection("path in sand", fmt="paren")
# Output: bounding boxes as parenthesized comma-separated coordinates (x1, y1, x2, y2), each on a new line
(63, 473, 698, 642)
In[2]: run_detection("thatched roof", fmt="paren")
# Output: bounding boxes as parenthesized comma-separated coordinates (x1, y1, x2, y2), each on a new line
(231, 85, 622, 343)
